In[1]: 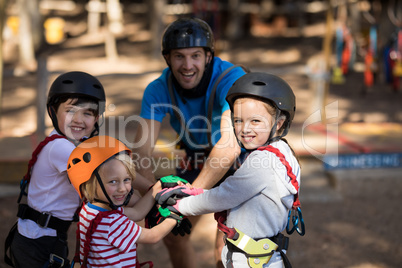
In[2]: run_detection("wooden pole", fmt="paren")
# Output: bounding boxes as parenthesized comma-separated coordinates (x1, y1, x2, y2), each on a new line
(0, 0, 9, 130)
(17, 0, 38, 69)
(36, 55, 48, 137)
(321, 0, 334, 124)
(149, 0, 165, 59)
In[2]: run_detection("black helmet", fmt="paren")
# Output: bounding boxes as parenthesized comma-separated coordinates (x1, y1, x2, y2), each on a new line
(47, 71, 106, 137)
(162, 17, 214, 55)
(226, 72, 296, 143)
(47, 71, 106, 112)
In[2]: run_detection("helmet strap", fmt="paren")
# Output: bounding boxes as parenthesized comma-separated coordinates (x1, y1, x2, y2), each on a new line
(232, 107, 289, 152)
(92, 113, 105, 137)
(48, 105, 103, 142)
(89, 122, 100, 138)
(265, 108, 291, 146)
(48, 106, 65, 137)
(265, 108, 282, 146)
(94, 170, 133, 210)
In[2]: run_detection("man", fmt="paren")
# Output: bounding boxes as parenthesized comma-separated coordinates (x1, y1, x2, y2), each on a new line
(132, 17, 247, 267)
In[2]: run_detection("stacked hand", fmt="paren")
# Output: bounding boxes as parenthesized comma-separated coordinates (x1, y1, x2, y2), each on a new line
(145, 175, 201, 236)
(159, 175, 189, 188)
(155, 185, 204, 209)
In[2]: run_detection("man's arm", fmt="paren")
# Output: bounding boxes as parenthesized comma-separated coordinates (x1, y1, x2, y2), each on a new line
(192, 109, 241, 189)
(132, 118, 161, 195)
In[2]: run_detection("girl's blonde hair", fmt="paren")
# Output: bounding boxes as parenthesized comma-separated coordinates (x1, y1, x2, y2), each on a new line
(80, 153, 136, 203)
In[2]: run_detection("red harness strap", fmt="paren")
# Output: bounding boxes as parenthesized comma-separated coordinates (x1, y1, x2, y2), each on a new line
(80, 209, 121, 267)
(214, 145, 301, 237)
(214, 211, 237, 239)
(257, 145, 300, 209)
(18, 134, 66, 203)
(22, 134, 66, 183)
(78, 207, 153, 268)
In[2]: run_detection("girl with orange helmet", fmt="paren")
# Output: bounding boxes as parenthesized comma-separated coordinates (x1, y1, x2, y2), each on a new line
(67, 135, 182, 267)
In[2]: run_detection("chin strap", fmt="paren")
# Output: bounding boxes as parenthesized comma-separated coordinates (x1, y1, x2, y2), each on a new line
(94, 170, 133, 210)
(49, 106, 66, 137)
(49, 106, 103, 141)
(265, 107, 282, 146)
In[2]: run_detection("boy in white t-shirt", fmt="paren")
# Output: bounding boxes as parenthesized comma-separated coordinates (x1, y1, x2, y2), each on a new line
(8, 71, 106, 268)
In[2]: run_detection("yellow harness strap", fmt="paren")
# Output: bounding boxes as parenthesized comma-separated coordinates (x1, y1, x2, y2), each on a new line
(226, 228, 278, 268)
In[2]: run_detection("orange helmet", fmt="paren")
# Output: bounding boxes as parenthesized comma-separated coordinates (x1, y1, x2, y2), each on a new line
(67, 135, 131, 197)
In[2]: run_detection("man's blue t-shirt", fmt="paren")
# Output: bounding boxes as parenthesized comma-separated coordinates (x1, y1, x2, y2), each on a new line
(140, 57, 246, 151)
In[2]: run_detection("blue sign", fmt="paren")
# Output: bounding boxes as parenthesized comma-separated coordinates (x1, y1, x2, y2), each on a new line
(323, 153, 402, 170)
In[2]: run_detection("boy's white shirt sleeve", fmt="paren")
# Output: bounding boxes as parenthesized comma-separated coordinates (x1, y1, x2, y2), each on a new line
(48, 138, 75, 173)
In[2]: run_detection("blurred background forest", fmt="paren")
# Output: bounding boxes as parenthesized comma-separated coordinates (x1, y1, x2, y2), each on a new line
(1, 0, 402, 136)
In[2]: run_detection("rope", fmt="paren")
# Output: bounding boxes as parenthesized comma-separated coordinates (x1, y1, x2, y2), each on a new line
(258, 145, 300, 209)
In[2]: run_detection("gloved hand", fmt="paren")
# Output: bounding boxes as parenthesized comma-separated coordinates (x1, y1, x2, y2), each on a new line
(172, 217, 192, 236)
(144, 204, 164, 228)
(158, 206, 181, 221)
(159, 175, 189, 189)
(158, 204, 193, 236)
(145, 203, 192, 236)
(164, 200, 181, 214)
(155, 185, 204, 206)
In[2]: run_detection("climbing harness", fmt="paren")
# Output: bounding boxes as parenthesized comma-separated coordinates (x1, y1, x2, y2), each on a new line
(18, 134, 66, 202)
(286, 207, 305, 236)
(258, 145, 305, 237)
(76, 206, 153, 268)
(4, 134, 74, 268)
(213, 144, 305, 268)
(215, 211, 290, 268)
(257, 145, 301, 210)
(226, 227, 279, 268)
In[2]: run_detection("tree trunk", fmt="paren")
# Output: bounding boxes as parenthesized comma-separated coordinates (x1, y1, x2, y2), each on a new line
(149, 0, 165, 59)
(0, 0, 9, 130)
(17, 0, 41, 69)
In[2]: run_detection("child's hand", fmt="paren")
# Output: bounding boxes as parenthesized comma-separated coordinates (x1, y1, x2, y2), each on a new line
(155, 185, 204, 206)
(152, 180, 162, 192)
(177, 181, 193, 188)
(159, 175, 189, 188)
(146, 204, 192, 236)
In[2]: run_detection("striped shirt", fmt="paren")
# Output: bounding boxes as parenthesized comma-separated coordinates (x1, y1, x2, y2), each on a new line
(79, 203, 142, 267)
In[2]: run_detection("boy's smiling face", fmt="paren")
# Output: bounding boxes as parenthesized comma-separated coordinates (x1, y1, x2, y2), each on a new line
(56, 99, 98, 141)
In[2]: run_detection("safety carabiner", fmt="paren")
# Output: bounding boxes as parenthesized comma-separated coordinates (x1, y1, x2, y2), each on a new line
(286, 207, 305, 236)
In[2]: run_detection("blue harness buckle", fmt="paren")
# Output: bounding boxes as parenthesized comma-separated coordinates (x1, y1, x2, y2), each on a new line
(49, 253, 64, 267)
